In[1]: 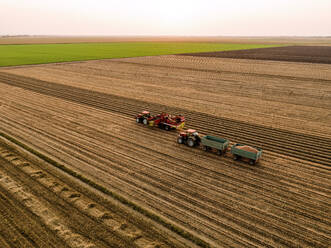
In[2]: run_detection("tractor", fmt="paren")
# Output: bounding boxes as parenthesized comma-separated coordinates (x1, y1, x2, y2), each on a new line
(177, 129, 201, 147)
(136, 111, 151, 125)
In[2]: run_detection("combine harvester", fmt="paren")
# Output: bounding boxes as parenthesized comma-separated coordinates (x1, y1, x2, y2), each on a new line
(135, 111, 185, 130)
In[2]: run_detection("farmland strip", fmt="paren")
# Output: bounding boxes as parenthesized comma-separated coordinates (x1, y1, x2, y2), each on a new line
(1, 111, 330, 247)
(0, 72, 330, 167)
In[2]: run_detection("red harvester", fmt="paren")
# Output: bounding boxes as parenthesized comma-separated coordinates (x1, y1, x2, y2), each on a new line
(135, 111, 185, 130)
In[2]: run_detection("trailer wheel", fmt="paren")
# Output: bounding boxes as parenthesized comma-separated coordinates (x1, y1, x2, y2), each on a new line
(217, 150, 223, 156)
(164, 125, 170, 131)
(233, 155, 239, 161)
(143, 119, 148, 125)
(187, 139, 195, 147)
(203, 146, 208, 151)
(249, 159, 255, 165)
(136, 118, 141, 123)
(177, 137, 183, 144)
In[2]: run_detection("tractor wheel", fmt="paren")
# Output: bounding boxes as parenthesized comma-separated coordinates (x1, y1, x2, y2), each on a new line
(143, 119, 148, 125)
(187, 139, 195, 147)
(233, 155, 239, 161)
(249, 159, 255, 165)
(165, 125, 170, 131)
(217, 150, 223, 156)
(136, 118, 141, 123)
(177, 137, 183, 144)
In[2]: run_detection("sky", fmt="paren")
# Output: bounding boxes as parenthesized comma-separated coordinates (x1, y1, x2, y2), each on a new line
(1, 0, 330, 36)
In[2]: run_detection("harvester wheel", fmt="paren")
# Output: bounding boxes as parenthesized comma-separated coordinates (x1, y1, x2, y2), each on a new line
(143, 119, 148, 125)
(249, 159, 255, 165)
(136, 118, 141, 123)
(217, 150, 223, 156)
(187, 139, 195, 147)
(177, 137, 183, 144)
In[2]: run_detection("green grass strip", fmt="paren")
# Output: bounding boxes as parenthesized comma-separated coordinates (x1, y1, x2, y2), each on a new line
(0, 132, 211, 248)
(0, 42, 280, 66)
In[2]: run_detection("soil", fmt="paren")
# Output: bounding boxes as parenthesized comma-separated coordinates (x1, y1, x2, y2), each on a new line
(181, 46, 331, 64)
(0, 55, 330, 247)
(0, 140, 190, 248)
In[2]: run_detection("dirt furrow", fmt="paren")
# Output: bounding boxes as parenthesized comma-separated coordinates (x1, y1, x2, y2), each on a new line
(2, 109, 330, 221)
(3, 91, 327, 194)
(8, 96, 331, 189)
(2, 104, 330, 219)
(0, 166, 97, 248)
(1, 112, 330, 246)
(1, 71, 330, 149)
(108, 58, 331, 83)
(0, 73, 330, 167)
(0, 141, 194, 248)
(0, 186, 65, 248)
(0, 62, 330, 248)
(0, 120, 246, 247)
(1, 71, 330, 146)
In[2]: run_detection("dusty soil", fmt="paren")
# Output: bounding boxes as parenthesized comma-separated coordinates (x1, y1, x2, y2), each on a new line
(0, 54, 330, 247)
(182, 46, 331, 64)
(0, 140, 190, 248)
(0, 72, 330, 167)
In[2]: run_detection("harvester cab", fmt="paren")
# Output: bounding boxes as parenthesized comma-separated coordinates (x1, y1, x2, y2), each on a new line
(136, 111, 151, 125)
(177, 129, 201, 147)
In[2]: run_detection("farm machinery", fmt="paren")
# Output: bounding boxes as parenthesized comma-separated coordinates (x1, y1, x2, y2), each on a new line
(230, 144, 262, 165)
(177, 130, 229, 155)
(177, 129, 201, 147)
(177, 129, 262, 164)
(135, 110, 263, 165)
(136, 111, 185, 130)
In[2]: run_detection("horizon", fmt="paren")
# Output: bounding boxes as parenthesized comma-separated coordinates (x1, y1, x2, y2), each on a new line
(2, 35, 331, 38)
(1, 0, 330, 36)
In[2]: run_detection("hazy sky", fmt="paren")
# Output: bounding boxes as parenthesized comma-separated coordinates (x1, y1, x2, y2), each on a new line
(1, 0, 330, 36)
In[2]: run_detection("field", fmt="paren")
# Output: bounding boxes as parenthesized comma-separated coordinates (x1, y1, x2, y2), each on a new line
(0, 42, 277, 67)
(0, 139, 189, 248)
(183, 46, 331, 64)
(1, 35, 331, 45)
(0, 45, 330, 247)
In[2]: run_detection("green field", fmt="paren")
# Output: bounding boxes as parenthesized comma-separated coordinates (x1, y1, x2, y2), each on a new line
(0, 42, 279, 67)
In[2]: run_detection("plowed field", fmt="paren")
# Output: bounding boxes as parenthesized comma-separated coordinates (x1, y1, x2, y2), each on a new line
(0, 55, 330, 247)
(0, 140, 191, 248)
(182, 46, 331, 64)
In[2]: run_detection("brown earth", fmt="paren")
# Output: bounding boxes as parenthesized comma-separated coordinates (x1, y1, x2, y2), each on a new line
(0, 55, 330, 247)
(2, 55, 331, 139)
(0, 72, 330, 167)
(0, 139, 191, 248)
(1, 36, 331, 45)
(0, 81, 330, 247)
(181, 46, 331, 64)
